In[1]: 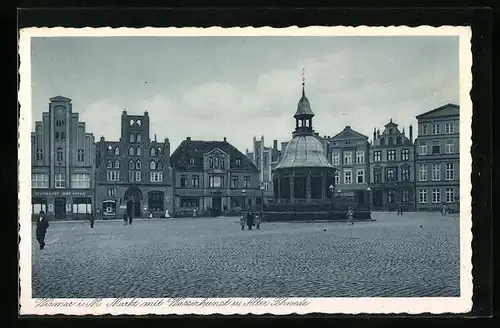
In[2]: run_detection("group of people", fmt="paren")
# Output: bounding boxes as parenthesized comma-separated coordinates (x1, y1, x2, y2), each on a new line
(239, 211, 262, 230)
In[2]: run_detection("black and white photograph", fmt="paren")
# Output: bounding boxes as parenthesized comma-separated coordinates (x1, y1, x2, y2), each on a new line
(18, 26, 473, 315)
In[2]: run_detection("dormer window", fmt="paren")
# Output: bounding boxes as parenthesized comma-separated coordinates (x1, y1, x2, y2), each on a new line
(189, 158, 195, 165)
(235, 159, 241, 166)
(389, 128, 394, 134)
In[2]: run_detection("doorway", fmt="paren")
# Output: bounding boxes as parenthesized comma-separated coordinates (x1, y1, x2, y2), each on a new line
(373, 189, 383, 207)
(212, 197, 222, 216)
(54, 197, 66, 220)
(124, 186, 143, 217)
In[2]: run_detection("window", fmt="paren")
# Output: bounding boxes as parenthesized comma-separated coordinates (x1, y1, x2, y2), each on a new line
(212, 157, 224, 169)
(107, 145, 113, 155)
(107, 159, 113, 169)
(209, 176, 224, 188)
(114, 159, 120, 169)
(374, 151, 381, 162)
(445, 123, 454, 134)
(231, 176, 239, 188)
(235, 159, 241, 166)
(389, 137, 393, 145)
(386, 168, 395, 182)
(379, 137, 385, 145)
(334, 170, 340, 185)
(432, 124, 440, 135)
(402, 189, 410, 202)
(128, 160, 134, 170)
(150, 147, 156, 156)
(420, 124, 427, 135)
(445, 141, 454, 154)
(244, 176, 250, 188)
(189, 158, 195, 165)
(180, 198, 199, 208)
(106, 171, 120, 181)
(157, 160, 163, 170)
(432, 141, 440, 154)
(373, 168, 382, 183)
(114, 147, 120, 156)
(419, 142, 427, 155)
(130, 119, 134, 126)
(180, 175, 187, 187)
(387, 150, 396, 161)
(128, 171, 134, 182)
(136, 134, 142, 143)
(401, 149, 409, 161)
(150, 160, 156, 170)
(55, 173, 65, 188)
(61, 132, 66, 140)
(71, 173, 90, 189)
(55, 132, 60, 141)
(135, 160, 141, 170)
(135, 171, 141, 182)
(418, 164, 427, 181)
(343, 151, 352, 165)
(432, 163, 441, 181)
(107, 188, 116, 197)
(77, 149, 84, 162)
(419, 189, 428, 204)
(356, 169, 364, 184)
(157, 147, 162, 155)
(129, 146, 134, 156)
(344, 169, 352, 184)
(36, 149, 44, 161)
(56, 147, 63, 161)
(192, 175, 199, 188)
(130, 134, 135, 143)
(446, 188, 455, 203)
(432, 188, 441, 203)
(356, 151, 365, 164)
(396, 136, 402, 145)
(446, 163, 454, 180)
(32, 173, 49, 188)
(332, 152, 340, 165)
(136, 147, 141, 156)
(209, 158, 214, 168)
(148, 191, 164, 212)
(150, 172, 163, 182)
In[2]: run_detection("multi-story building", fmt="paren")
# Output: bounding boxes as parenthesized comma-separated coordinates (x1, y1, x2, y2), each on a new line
(95, 110, 173, 218)
(327, 126, 370, 206)
(171, 137, 260, 217)
(245, 136, 281, 204)
(414, 103, 460, 211)
(369, 119, 416, 211)
(31, 96, 96, 220)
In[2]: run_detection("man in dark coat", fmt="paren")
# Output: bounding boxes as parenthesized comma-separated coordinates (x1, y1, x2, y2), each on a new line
(89, 210, 95, 228)
(246, 211, 254, 231)
(36, 210, 49, 250)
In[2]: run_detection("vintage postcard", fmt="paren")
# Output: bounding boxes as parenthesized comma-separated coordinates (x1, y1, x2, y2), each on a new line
(18, 26, 473, 315)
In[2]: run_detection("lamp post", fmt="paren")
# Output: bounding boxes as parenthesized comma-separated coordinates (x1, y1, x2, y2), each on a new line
(328, 184, 334, 231)
(260, 184, 265, 219)
(242, 189, 247, 213)
(366, 187, 372, 216)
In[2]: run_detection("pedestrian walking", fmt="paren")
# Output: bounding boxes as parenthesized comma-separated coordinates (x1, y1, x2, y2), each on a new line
(441, 203, 447, 216)
(246, 211, 254, 231)
(240, 214, 246, 230)
(128, 215, 133, 226)
(255, 214, 261, 230)
(347, 207, 354, 225)
(123, 213, 128, 226)
(89, 210, 95, 228)
(193, 208, 197, 218)
(36, 210, 49, 250)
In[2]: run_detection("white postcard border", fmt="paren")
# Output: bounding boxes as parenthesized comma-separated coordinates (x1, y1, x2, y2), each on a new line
(18, 26, 473, 315)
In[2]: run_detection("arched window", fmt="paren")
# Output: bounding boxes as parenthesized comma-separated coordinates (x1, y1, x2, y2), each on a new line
(150, 147, 156, 156)
(136, 147, 142, 156)
(150, 160, 156, 170)
(129, 146, 134, 156)
(387, 168, 395, 182)
(396, 136, 402, 145)
(157, 147, 162, 155)
(389, 137, 393, 145)
(107, 145, 113, 155)
(136, 160, 141, 169)
(136, 134, 142, 143)
(379, 137, 385, 145)
(130, 134, 135, 143)
(189, 158, 195, 165)
(114, 159, 120, 168)
(106, 159, 112, 168)
(114, 146, 120, 156)
(57, 147, 63, 161)
(128, 160, 134, 170)
(157, 160, 163, 170)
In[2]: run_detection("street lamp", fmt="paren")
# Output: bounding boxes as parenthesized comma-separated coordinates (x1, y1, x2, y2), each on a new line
(366, 187, 372, 214)
(242, 189, 247, 213)
(328, 184, 334, 230)
(260, 184, 265, 219)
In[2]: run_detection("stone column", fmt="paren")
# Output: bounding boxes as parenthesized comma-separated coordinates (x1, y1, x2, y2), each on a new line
(306, 170, 312, 202)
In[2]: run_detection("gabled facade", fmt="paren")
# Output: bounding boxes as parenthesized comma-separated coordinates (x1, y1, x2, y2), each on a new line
(95, 110, 173, 218)
(369, 119, 416, 211)
(31, 96, 96, 220)
(327, 126, 370, 206)
(414, 104, 460, 211)
(171, 137, 259, 217)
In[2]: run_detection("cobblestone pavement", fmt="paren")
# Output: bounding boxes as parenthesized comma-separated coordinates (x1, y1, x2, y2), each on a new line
(31, 212, 460, 298)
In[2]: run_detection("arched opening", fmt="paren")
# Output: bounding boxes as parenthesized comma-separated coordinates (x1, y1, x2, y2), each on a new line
(124, 186, 143, 217)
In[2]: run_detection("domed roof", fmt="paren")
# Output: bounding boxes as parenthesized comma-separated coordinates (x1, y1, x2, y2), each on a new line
(294, 88, 314, 117)
(274, 135, 333, 170)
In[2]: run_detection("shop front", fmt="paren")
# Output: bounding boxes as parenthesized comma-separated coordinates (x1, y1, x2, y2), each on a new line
(32, 189, 94, 221)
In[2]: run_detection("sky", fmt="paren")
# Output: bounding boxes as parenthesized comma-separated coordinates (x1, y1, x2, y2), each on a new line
(31, 36, 459, 153)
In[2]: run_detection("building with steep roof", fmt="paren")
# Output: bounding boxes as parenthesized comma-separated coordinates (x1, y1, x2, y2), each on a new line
(31, 96, 96, 220)
(369, 119, 416, 211)
(327, 126, 371, 206)
(171, 137, 259, 217)
(414, 103, 460, 211)
(95, 110, 173, 218)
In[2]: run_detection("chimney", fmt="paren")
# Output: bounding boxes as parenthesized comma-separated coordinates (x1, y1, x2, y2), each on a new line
(223, 137, 227, 142)
(273, 140, 278, 150)
(154, 134, 157, 142)
(186, 137, 191, 141)
(409, 124, 413, 142)
(345, 126, 351, 130)
(144, 111, 148, 116)
(373, 128, 376, 143)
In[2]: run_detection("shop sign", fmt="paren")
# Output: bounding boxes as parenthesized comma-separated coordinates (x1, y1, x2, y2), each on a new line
(33, 190, 91, 197)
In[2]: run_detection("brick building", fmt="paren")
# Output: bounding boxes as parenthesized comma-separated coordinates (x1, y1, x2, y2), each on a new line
(171, 137, 259, 217)
(327, 126, 371, 206)
(414, 104, 460, 211)
(369, 119, 416, 211)
(31, 96, 96, 220)
(245, 136, 281, 204)
(95, 110, 173, 218)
